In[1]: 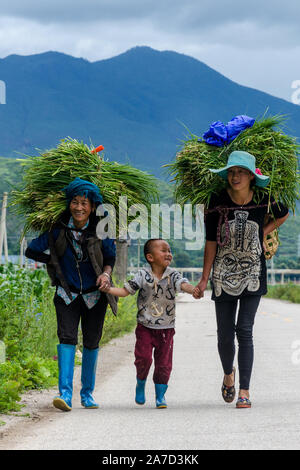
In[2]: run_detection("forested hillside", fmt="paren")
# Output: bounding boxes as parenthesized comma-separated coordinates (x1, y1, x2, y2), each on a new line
(1, 47, 300, 177)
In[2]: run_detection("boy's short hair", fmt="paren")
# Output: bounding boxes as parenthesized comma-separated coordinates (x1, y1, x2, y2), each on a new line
(144, 238, 163, 263)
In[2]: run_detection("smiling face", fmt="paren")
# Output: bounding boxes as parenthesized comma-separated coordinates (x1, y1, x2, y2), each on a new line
(227, 166, 255, 191)
(146, 240, 173, 269)
(69, 195, 93, 228)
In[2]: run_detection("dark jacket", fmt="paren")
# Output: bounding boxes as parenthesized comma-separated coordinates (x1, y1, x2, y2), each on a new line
(25, 212, 118, 315)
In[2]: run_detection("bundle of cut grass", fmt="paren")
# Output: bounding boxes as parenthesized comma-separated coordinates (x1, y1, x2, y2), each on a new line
(11, 138, 159, 235)
(167, 115, 300, 212)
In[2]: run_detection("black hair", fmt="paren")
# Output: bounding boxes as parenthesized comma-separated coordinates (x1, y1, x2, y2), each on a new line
(143, 238, 163, 264)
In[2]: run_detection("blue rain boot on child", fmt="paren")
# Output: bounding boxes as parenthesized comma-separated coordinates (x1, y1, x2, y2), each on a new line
(80, 347, 99, 409)
(53, 344, 76, 411)
(135, 378, 146, 405)
(155, 383, 168, 409)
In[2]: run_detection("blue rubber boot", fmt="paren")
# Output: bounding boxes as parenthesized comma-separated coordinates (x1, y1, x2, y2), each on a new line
(135, 378, 146, 405)
(53, 344, 76, 411)
(80, 347, 99, 409)
(155, 383, 168, 409)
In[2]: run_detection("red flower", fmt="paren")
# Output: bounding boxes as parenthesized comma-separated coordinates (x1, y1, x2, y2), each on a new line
(91, 145, 104, 154)
(255, 168, 262, 175)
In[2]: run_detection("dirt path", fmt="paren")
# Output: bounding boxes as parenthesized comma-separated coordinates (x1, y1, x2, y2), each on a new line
(1, 292, 300, 450)
(0, 330, 136, 445)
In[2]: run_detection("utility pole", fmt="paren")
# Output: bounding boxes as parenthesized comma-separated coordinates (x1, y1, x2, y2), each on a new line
(0, 192, 8, 264)
(137, 238, 140, 268)
(270, 257, 275, 285)
(20, 237, 27, 267)
(115, 239, 128, 284)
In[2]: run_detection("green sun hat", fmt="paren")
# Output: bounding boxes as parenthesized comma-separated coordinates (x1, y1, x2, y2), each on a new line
(209, 150, 270, 188)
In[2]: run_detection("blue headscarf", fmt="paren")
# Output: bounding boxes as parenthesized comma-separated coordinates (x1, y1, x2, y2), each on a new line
(62, 177, 103, 207)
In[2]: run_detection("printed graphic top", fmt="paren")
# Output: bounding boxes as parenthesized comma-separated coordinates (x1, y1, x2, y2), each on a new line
(124, 267, 189, 329)
(205, 189, 288, 301)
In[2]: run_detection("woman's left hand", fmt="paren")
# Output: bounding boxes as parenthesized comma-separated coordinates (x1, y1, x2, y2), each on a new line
(194, 277, 208, 298)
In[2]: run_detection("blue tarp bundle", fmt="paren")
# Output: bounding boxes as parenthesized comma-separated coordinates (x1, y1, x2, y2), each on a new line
(202, 115, 255, 147)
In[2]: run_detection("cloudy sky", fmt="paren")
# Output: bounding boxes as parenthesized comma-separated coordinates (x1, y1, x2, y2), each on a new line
(0, 0, 299, 101)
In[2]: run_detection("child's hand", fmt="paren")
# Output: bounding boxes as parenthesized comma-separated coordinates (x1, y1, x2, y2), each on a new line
(98, 284, 111, 293)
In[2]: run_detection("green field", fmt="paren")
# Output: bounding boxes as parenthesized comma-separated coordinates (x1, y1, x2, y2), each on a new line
(265, 283, 300, 303)
(0, 264, 137, 414)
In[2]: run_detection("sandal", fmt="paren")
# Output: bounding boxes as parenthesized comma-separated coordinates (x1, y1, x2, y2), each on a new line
(221, 367, 236, 403)
(236, 396, 251, 408)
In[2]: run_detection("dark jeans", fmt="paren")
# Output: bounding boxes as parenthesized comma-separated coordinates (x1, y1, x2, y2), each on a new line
(54, 293, 108, 350)
(215, 295, 261, 390)
(134, 323, 175, 384)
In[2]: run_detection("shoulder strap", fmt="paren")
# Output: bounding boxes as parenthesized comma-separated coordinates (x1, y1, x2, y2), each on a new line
(54, 228, 68, 258)
(86, 235, 118, 316)
(87, 236, 103, 277)
(48, 230, 73, 301)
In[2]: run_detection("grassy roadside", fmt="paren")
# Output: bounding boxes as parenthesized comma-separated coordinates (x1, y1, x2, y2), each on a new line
(189, 281, 300, 304)
(0, 264, 137, 416)
(265, 283, 300, 303)
(1, 263, 298, 418)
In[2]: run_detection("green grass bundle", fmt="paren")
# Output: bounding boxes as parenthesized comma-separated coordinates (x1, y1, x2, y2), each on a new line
(167, 115, 300, 212)
(11, 138, 159, 235)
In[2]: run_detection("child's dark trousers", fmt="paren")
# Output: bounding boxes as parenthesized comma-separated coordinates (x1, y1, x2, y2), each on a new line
(134, 323, 175, 384)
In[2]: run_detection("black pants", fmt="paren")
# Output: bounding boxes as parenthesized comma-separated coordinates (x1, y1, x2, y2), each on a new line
(215, 295, 261, 390)
(54, 293, 108, 350)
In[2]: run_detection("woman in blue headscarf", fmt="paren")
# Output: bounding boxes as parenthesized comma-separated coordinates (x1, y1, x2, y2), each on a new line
(25, 178, 117, 412)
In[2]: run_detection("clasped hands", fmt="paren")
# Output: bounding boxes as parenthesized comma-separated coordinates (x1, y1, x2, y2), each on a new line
(96, 273, 111, 292)
(192, 278, 208, 299)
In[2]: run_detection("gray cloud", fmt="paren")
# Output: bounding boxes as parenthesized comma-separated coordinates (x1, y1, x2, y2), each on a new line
(1, 0, 158, 22)
(1, 0, 299, 51)
(0, 0, 299, 101)
(2, 0, 300, 29)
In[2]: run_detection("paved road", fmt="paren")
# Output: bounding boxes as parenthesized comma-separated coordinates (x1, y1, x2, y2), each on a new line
(1, 292, 300, 450)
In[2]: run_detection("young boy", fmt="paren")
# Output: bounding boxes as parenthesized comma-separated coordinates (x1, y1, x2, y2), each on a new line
(99, 238, 199, 408)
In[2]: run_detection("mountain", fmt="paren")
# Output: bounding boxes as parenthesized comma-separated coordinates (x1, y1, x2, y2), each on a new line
(0, 46, 300, 177)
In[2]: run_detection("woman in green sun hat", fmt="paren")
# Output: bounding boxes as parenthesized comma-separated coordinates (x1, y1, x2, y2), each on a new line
(209, 150, 270, 187)
(194, 150, 289, 408)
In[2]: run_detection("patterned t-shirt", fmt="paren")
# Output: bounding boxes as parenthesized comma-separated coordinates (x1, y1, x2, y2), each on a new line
(205, 189, 289, 301)
(124, 267, 189, 329)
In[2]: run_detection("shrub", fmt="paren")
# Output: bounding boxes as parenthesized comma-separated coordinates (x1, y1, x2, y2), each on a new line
(265, 283, 300, 303)
(0, 265, 137, 414)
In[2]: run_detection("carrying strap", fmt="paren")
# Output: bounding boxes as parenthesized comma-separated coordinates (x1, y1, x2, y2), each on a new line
(48, 231, 73, 301)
